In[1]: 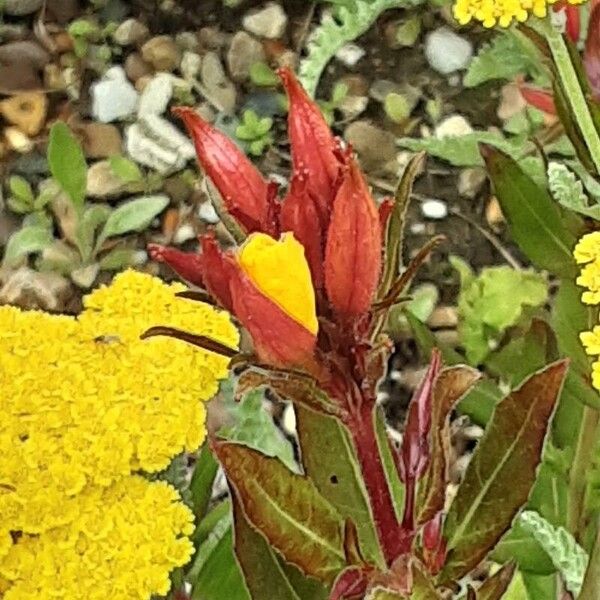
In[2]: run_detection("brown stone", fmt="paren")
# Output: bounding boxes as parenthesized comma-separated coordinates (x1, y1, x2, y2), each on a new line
(80, 122, 123, 159)
(0, 92, 47, 136)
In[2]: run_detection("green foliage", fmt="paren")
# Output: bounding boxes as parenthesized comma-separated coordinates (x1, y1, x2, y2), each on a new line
(384, 93, 411, 124)
(235, 110, 274, 156)
(2, 225, 54, 268)
(299, 0, 426, 97)
(249, 61, 280, 87)
(48, 122, 87, 211)
(520, 511, 588, 596)
(319, 82, 349, 124)
(547, 161, 600, 219)
(451, 257, 548, 364)
(109, 155, 144, 184)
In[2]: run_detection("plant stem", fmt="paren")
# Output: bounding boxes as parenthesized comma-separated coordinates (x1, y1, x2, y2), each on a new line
(347, 403, 404, 566)
(542, 24, 600, 174)
(567, 405, 600, 542)
(580, 518, 600, 600)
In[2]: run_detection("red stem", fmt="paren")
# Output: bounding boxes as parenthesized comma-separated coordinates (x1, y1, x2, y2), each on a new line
(347, 403, 404, 566)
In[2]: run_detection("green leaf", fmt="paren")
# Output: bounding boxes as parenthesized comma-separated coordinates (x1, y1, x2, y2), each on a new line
(521, 572, 557, 600)
(580, 530, 600, 600)
(457, 379, 503, 427)
(98, 247, 141, 270)
(74, 204, 112, 261)
(7, 196, 33, 215)
(464, 32, 537, 88)
(189, 444, 219, 520)
(188, 505, 250, 600)
(440, 361, 569, 583)
(3, 226, 54, 267)
(213, 441, 346, 582)
(397, 132, 526, 167)
(48, 121, 87, 211)
(9, 175, 34, 205)
(232, 494, 327, 600)
(519, 511, 588, 595)
(547, 162, 600, 219)
(219, 387, 297, 473)
(482, 145, 580, 278)
(98, 195, 168, 242)
(109, 155, 144, 184)
(384, 93, 410, 123)
(37, 240, 82, 276)
(474, 563, 516, 600)
(296, 406, 384, 566)
(249, 61, 280, 87)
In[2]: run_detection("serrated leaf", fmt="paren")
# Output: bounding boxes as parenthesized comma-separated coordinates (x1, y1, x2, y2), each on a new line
(439, 361, 568, 583)
(214, 441, 346, 582)
(9, 175, 34, 205)
(482, 146, 580, 278)
(48, 122, 87, 211)
(109, 155, 144, 184)
(3, 226, 54, 267)
(519, 511, 588, 595)
(547, 162, 600, 219)
(98, 195, 168, 242)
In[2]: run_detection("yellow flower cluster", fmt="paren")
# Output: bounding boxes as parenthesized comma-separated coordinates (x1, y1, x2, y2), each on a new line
(453, 0, 584, 28)
(0, 270, 238, 599)
(575, 233, 600, 390)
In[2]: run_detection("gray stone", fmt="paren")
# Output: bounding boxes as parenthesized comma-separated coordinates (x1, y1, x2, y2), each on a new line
(335, 43, 366, 67)
(138, 73, 173, 116)
(227, 31, 265, 82)
(91, 66, 139, 123)
(425, 27, 473, 75)
(180, 51, 202, 81)
(3, 0, 43, 16)
(242, 2, 287, 39)
(458, 167, 487, 199)
(344, 120, 396, 171)
(198, 201, 219, 224)
(201, 52, 236, 114)
(0, 267, 70, 311)
(113, 18, 149, 46)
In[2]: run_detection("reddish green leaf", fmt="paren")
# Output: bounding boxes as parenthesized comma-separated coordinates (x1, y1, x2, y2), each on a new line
(417, 366, 481, 524)
(475, 563, 516, 600)
(411, 564, 443, 599)
(439, 361, 569, 583)
(214, 441, 346, 582)
(482, 145, 578, 278)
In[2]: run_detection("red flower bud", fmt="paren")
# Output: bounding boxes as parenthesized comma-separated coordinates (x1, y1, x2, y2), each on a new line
(280, 173, 325, 288)
(147, 244, 205, 288)
(278, 68, 342, 216)
(324, 157, 382, 316)
(585, 3, 600, 100)
(172, 106, 277, 233)
(518, 84, 557, 115)
(422, 512, 447, 575)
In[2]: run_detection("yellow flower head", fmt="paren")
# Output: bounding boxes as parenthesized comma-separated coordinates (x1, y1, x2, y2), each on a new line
(453, 0, 584, 28)
(238, 232, 318, 335)
(0, 270, 238, 598)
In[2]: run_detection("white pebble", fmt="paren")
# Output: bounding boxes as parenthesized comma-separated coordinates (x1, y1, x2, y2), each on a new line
(421, 199, 448, 220)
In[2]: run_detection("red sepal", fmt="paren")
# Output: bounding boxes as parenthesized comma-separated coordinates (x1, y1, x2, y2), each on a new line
(329, 567, 369, 600)
(147, 244, 204, 288)
(422, 512, 447, 575)
(518, 84, 557, 115)
(585, 3, 600, 100)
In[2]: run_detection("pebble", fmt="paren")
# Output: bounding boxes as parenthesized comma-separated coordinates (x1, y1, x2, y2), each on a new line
(141, 35, 180, 72)
(335, 43, 366, 67)
(344, 120, 397, 171)
(126, 114, 195, 174)
(138, 73, 173, 116)
(91, 66, 139, 123)
(201, 52, 236, 114)
(173, 223, 196, 245)
(242, 2, 288, 39)
(427, 305, 458, 329)
(421, 198, 448, 220)
(0, 92, 47, 136)
(425, 27, 473, 75)
(198, 200, 219, 224)
(497, 83, 527, 121)
(86, 159, 132, 198)
(0, 267, 70, 312)
(180, 51, 202, 81)
(0, 40, 50, 91)
(282, 403, 296, 435)
(227, 31, 266, 82)
(80, 122, 123, 159)
(3, 0, 43, 15)
(410, 222, 426, 235)
(113, 18, 149, 46)
(124, 52, 154, 82)
(435, 114, 473, 138)
(4, 126, 34, 153)
(458, 167, 487, 199)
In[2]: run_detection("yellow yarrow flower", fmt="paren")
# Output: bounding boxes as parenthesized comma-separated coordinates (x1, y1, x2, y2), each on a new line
(0, 270, 238, 598)
(238, 232, 318, 335)
(453, 0, 585, 28)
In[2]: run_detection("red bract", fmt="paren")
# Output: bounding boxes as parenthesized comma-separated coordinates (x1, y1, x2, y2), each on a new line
(173, 107, 278, 235)
(518, 84, 557, 115)
(325, 156, 382, 316)
(585, 2, 600, 99)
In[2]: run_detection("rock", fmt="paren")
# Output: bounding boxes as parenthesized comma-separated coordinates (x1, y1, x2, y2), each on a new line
(243, 2, 288, 39)
(86, 159, 132, 198)
(4, 126, 34, 153)
(176, 32, 200, 52)
(198, 200, 219, 224)
(0, 92, 47, 136)
(435, 114, 473, 138)
(344, 120, 396, 171)
(337, 95, 369, 120)
(124, 52, 153, 82)
(44, 64, 66, 91)
(3, 0, 43, 16)
(180, 51, 202, 81)
(369, 79, 404, 103)
(138, 73, 173, 116)
(46, 0, 79, 23)
(0, 267, 70, 311)
(497, 82, 527, 121)
(201, 52, 236, 114)
(141, 35, 180, 72)
(425, 27, 473, 75)
(113, 18, 149, 46)
(338, 74, 369, 97)
(125, 114, 195, 174)
(0, 40, 50, 91)
(486, 196, 504, 230)
(421, 198, 448, 220)
(335, 43, 366, 67)
(91, 66, 139, 123)
(227, 31, 265, 82)
(198, 26, 228, 52)
(134, 75, 152, 92)
(428, 306, 458, 329)
(458, 167, 487, 199)
(163, 175, 192, 203)
(173, 223, 195, 245)
(80, 122, 123, 159)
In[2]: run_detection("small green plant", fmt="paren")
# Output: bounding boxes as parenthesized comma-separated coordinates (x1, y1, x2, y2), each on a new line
(319, 81, 349, 124)
(249, 62, 280, 87)
(3, 123, 168, 288)
(67, 18, 117, 61)
(235, 110, 274, 156)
